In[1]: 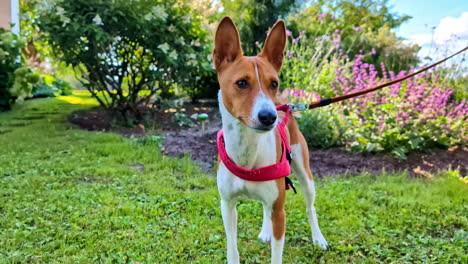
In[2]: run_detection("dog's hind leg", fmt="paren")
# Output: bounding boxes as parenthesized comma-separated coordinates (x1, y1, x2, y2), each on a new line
(221, 199, 240, 264)
(290, 142, 328, 249)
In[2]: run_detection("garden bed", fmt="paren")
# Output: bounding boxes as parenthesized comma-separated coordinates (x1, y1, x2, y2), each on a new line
(69, 102, 468, 177)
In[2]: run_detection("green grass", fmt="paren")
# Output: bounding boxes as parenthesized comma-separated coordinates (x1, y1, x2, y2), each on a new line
(0, 93, 467, 263)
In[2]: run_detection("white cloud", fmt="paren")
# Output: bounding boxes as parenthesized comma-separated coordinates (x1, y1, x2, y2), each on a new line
(406, 34, 433, 46)
(406, 12, 468, 64)
(433, 12, 468, 44)
(408, 12, 468, 46)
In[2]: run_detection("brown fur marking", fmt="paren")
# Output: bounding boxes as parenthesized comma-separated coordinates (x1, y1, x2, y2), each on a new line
(272, 179, 286, 240)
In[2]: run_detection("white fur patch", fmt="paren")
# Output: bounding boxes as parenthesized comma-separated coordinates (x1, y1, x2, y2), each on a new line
(250, 64, 277, 126)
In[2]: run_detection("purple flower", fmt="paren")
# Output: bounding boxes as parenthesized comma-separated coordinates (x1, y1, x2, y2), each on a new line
(286, 29, 292, 36)
(371, 48, 376, 55)
(353, 26, 361, 31)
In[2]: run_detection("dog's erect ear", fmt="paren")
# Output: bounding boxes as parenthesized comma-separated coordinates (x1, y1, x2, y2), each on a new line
(258, 20, 287, 72)
(213, 17, 243, 71)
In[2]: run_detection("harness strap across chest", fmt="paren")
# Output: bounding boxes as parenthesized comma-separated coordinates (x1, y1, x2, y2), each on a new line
(217, 104, 292, 183)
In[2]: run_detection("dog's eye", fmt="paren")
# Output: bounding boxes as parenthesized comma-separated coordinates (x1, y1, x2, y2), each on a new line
(271, 81, 278, 90)
(236, 80, 249, 89)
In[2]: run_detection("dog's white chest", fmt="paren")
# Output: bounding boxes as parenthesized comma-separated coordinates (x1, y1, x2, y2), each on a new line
(217, 163, 279, 203)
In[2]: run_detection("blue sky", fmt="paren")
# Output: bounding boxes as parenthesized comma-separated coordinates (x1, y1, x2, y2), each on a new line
(389, 0, 468, 62)
(390, 0, 467, 37)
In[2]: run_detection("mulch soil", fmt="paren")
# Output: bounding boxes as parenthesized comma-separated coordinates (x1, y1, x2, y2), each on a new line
(69, 102, 468, 177)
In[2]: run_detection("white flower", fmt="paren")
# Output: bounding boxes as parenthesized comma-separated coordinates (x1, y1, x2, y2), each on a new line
(151, 6, 168, 21)
(169, 50, 178, 60)
(178, 37, 185, 46)
(93, 14, 104, 26)
(191, 39, 201, 47)
(56, 7, 65, 16)
(168, 24, 176, 32)
(188, 53, 196, 60)
(182, 15, 191, 24)
(60, 15, 71, 27)
(187, 60, 197, 66)
(144, 13, 152, 21)
(55, 6, 70, 27)
(158, 43, 170, 54)
(38, 0, 54, 13)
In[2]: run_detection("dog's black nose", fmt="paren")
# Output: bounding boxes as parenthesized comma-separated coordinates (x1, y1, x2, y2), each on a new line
(258, 109, 277, 126)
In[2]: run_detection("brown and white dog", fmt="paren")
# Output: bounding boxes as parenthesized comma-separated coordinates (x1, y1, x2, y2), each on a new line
(213, 17, 327, 264)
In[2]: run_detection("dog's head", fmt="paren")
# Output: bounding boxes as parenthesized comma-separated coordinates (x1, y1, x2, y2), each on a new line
(213, 17, 287, 132)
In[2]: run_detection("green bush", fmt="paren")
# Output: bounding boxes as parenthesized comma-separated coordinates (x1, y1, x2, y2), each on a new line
(37, 0, 215, 122)
(0, 29, 39, 111)
(10, 67, 40, 101)
(32, 74, 74, 98)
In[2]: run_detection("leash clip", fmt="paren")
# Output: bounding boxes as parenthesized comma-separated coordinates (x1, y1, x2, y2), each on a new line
(287, 103, 307, 112)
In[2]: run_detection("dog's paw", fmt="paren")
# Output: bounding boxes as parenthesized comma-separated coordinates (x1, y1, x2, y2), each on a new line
(258, 229, 272, 243)
(312, 235, 328, 250)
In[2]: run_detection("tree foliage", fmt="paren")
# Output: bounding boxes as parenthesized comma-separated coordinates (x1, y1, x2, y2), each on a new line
(220, 0, 299, 54)
(289, 0, 420, 72)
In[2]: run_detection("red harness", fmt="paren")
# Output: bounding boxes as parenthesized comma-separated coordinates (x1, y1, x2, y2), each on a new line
(217, 105, 294, 189)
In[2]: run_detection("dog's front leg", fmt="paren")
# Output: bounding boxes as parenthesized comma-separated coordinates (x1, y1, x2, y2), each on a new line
(221, 199, 240, 264)
(271, 190, 286, 264)
(258, 203, 273, 242)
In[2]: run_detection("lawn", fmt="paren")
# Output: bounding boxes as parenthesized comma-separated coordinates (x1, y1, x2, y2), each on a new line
(0, 93, 466, 263)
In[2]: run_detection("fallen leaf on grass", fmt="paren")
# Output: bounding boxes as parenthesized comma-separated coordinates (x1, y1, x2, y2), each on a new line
(413, 166, 433, 180)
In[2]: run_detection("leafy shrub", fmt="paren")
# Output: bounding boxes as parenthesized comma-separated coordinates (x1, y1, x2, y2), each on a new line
(32, 74, 74, 98)
(10, 67, 40, 101)
(37, 0, 214, 122)
(0, 29, 39, 111)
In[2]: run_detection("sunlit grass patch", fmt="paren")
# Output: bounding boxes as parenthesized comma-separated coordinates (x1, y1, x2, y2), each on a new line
(57, 90, 99, 106)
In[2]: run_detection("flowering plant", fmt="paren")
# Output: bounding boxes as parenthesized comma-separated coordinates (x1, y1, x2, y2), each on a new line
(282, 30, 467, 158)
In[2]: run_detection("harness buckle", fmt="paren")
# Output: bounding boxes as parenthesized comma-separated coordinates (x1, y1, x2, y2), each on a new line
(287, 103, 308, 112)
